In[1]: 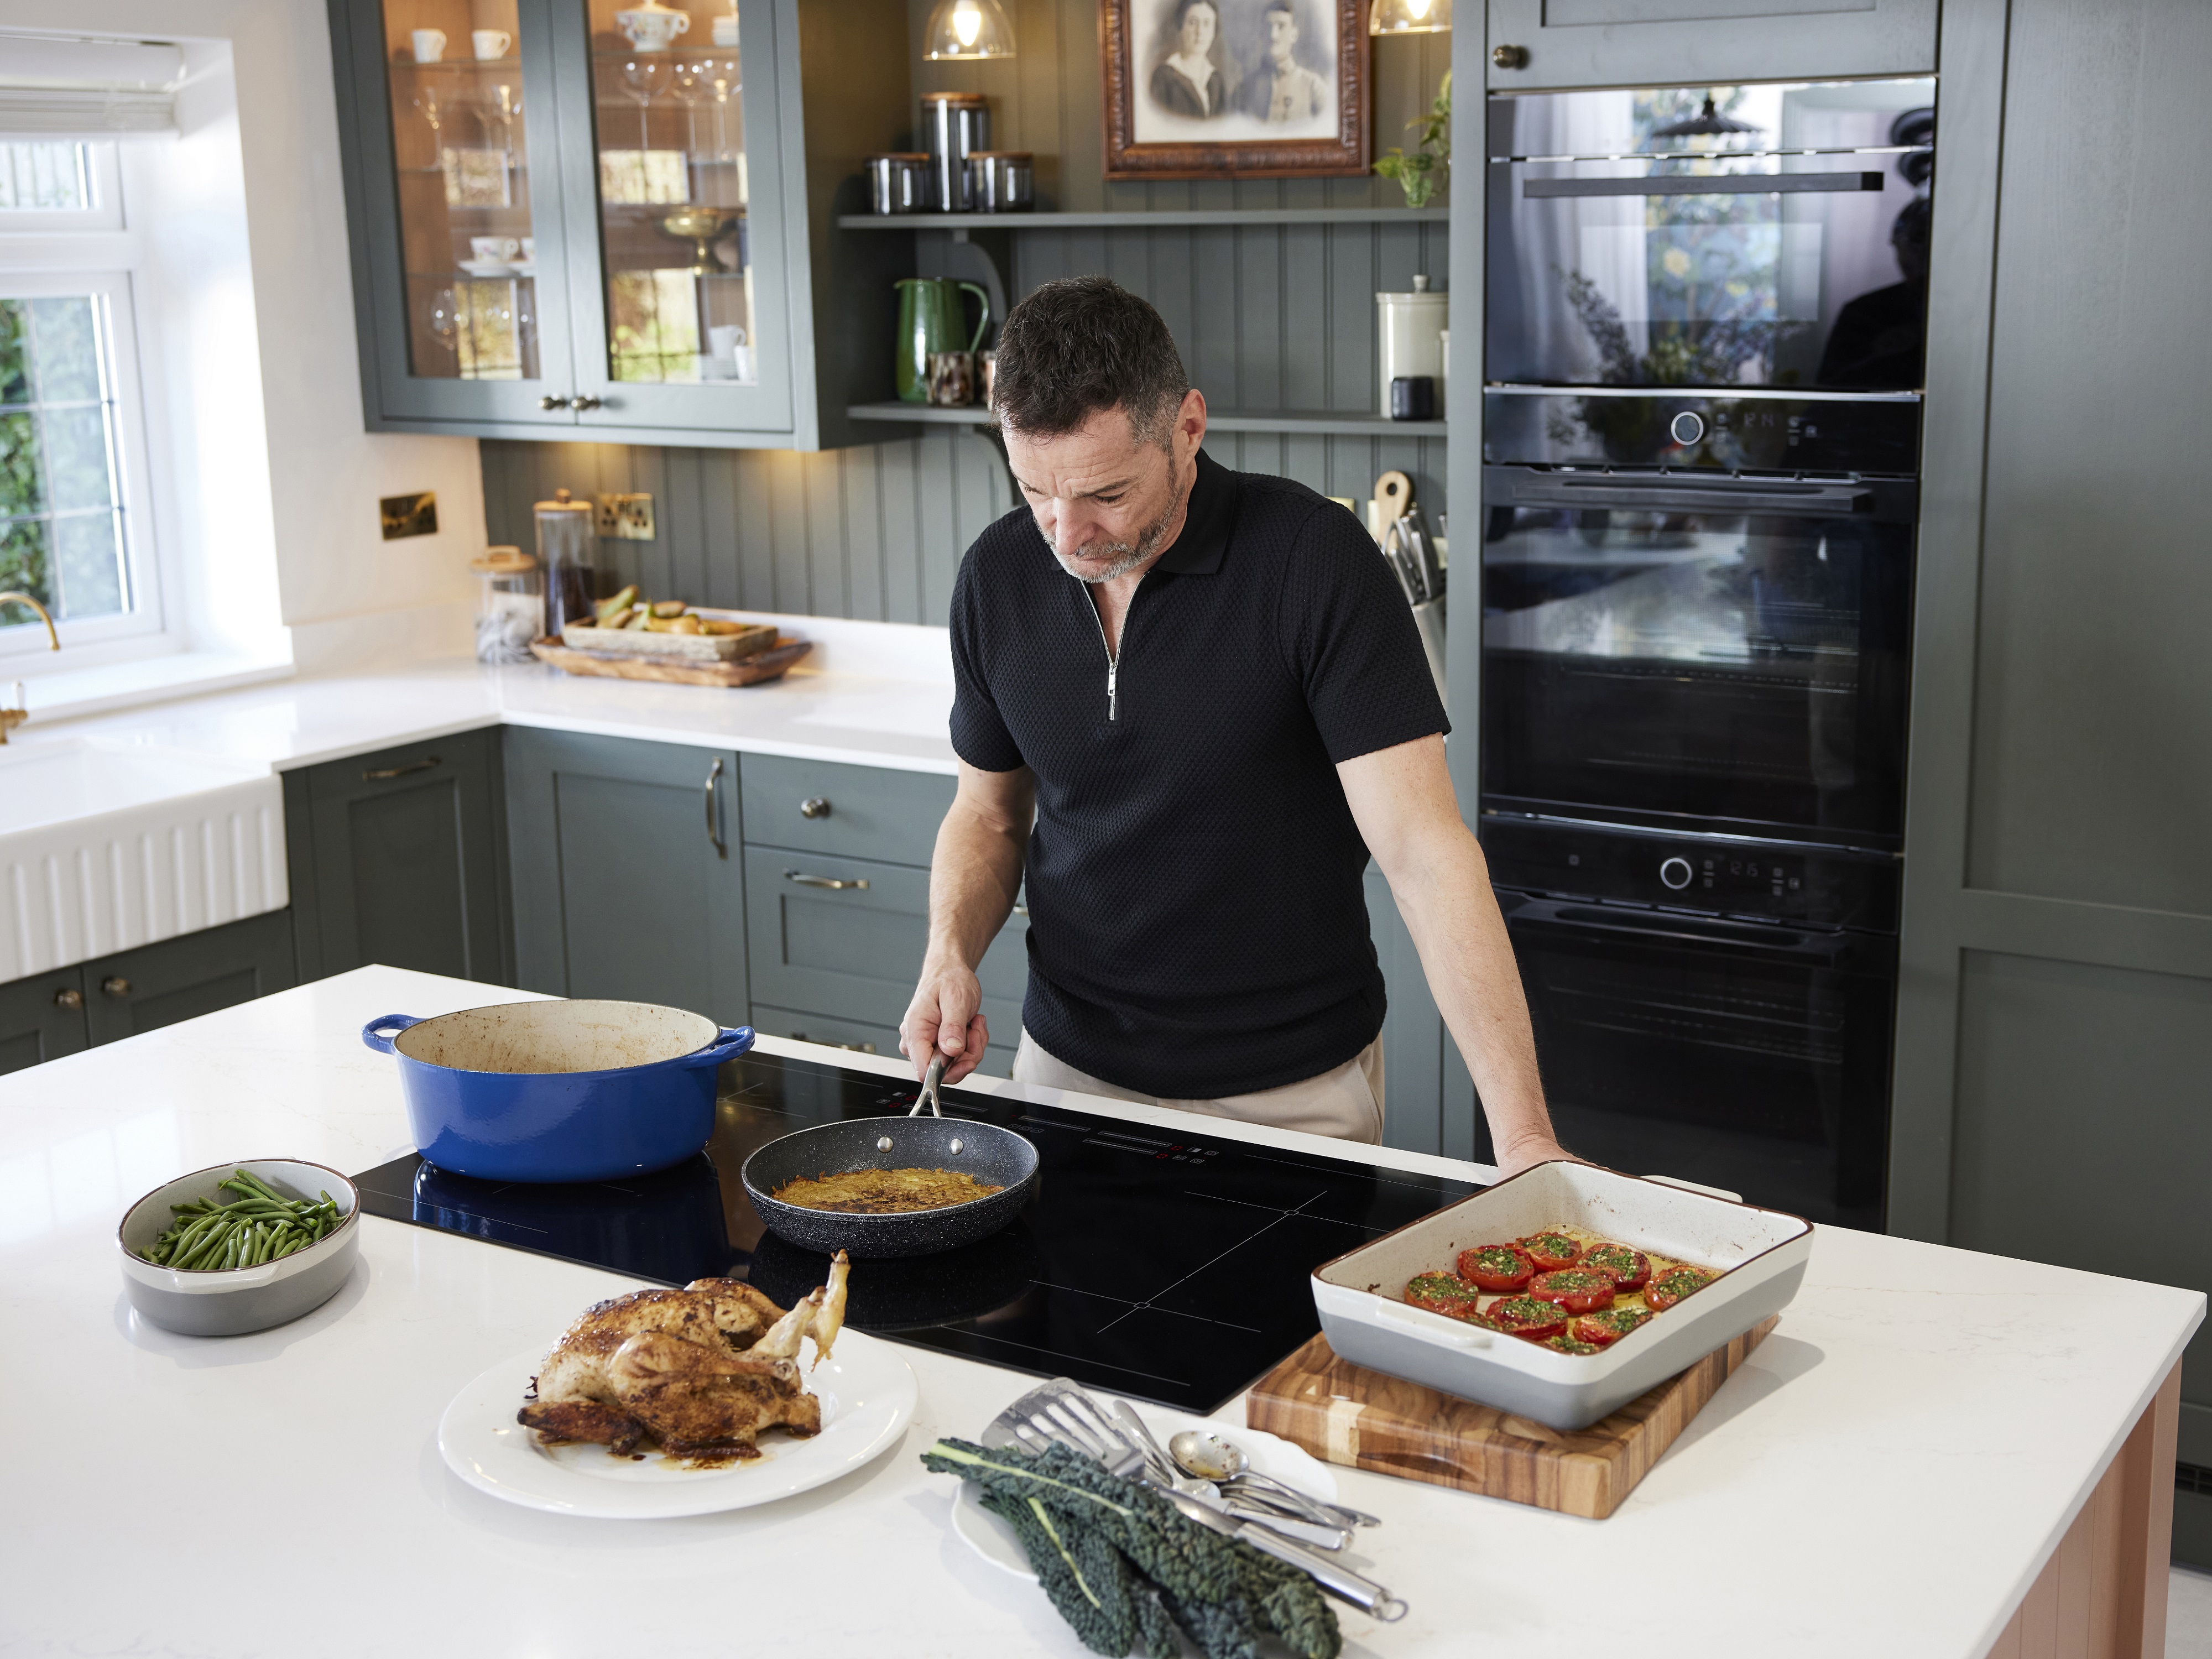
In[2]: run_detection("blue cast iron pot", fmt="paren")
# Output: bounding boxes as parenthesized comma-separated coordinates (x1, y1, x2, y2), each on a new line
(361, 1000, 753, 1183)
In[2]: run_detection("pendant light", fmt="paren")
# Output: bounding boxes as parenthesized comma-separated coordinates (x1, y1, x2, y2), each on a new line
(923, 0, 1015, 60)
(1651, 95, 1760, 140)
(1368, 0, 1449, 32)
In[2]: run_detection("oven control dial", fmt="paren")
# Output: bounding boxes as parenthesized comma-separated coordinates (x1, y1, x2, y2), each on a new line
(1658, 856, 1693, 891)
(1670, 411, 1705, 447)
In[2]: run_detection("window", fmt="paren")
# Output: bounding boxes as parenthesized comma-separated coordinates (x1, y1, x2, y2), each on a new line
(0, 140, 158, 659)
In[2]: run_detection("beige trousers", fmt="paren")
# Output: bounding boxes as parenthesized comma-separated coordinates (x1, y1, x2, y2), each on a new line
(1010, 1029, 1386, 1144)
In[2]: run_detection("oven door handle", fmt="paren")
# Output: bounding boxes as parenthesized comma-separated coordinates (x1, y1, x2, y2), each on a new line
(1523, 170, 1886, 200)
(1501, 896, 1860, 961)
(1498, 474, 1872, 517)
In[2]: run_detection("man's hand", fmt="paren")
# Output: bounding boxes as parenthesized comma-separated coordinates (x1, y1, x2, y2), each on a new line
(901, 957, 992, 1084)
(901, 760, 1035, 1087)
(1493, 1133, 1580, 1180)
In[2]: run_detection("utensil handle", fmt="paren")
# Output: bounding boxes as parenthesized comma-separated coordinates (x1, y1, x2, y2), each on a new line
(361, 1014, 422, 1054)
(1233, 1521, 1407, 1621)
(682, 1026, 755, 1068)
(910, 1053, 947, 1117)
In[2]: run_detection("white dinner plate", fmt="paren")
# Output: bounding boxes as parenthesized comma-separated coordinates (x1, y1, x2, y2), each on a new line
(950, 1401, 1340, 1578)
(439, 1331, 917, 1519)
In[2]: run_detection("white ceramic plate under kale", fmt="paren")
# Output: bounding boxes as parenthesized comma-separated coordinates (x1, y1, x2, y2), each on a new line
(439, 1331, 916, 1519)
(950, 1403, 1340, 1579)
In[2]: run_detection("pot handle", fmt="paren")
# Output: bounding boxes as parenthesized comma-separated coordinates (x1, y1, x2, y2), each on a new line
(681, 1025, 756, 1068)
(362, 1014, 424, 1055)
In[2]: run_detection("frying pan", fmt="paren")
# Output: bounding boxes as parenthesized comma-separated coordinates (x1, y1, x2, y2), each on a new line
(739, 1056, 1039, 1258)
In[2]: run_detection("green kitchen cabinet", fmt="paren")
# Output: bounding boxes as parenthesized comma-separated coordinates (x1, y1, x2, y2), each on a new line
(285, 728, 513, 986)
(326, 0, 911, 450)
(0, 968, 90, 1076)
(81, 911, 298, 1046)
(1366, 865, 1448, 1158)
(504, 726, 749, 1025)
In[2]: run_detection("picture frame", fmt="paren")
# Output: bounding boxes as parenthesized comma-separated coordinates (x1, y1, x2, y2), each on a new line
(1102, 0, 1370, 180)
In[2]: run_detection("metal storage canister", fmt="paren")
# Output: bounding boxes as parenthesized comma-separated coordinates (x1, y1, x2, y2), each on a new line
(966, 150, 1033, 212)
(471, 546, 542, 664)
(920, 91, 988, 211)
(866, 152, 931, 215)
(1376, 274, 1448, 418)
(534, 488, 599, 636)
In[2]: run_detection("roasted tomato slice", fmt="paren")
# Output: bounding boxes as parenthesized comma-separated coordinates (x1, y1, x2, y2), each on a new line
(1645, 1265, 1718, 1311)
(1485, 1294, 1571, 1340)
(1516, 1230, 1583, 1271)
(1541, 1335, 1604, 1355)
(1404, 1272, 1484, 1316)
(1527, 1268, 1617, 1314)
(1579, 1243, 1652, 1292)
(1571, 1306, 1653, 1347)
(1455, 1243, 1536, 1292)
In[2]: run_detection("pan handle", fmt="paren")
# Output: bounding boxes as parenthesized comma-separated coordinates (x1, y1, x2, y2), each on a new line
(361, 1014, 422, 1055)
(680, 1026, 755, 1068)
(911, 1053, 947, 1117)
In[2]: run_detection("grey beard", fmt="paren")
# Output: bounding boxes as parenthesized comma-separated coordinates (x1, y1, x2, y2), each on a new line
(1045, 477, 1186, 585)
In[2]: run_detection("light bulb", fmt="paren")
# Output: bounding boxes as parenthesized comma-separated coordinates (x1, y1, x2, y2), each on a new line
(953, 0, 982, 46)
(1406, 0, 1431, 17)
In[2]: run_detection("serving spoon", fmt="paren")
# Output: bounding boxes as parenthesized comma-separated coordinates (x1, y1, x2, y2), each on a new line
(1168, 1429, 1382, 1530)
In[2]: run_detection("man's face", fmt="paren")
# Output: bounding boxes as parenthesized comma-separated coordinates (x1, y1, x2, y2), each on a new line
(1266, 9, 1296, 62)
(1004, 400, 1197, 585)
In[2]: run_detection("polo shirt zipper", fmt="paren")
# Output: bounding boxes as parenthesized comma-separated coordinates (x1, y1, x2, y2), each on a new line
(1091, 598, 1122, 721)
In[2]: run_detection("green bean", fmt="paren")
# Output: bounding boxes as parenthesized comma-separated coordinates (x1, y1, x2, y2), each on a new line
(138, 1168, 348, 1269)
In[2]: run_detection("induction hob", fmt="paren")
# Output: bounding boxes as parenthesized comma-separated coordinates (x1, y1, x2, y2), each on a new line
(353, 1050, 1478, 1412)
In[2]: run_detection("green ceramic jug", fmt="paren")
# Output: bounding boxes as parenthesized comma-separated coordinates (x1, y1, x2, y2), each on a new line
(894, 277, 992, 404)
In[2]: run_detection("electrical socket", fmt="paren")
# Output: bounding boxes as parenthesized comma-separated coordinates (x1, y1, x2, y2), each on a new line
(594, 492, 655, 540)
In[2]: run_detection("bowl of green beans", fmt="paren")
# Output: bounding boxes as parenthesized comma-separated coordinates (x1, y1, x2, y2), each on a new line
(117, 1160, 362, 1337)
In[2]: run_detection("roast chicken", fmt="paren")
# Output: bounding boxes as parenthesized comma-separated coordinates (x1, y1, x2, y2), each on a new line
(518, 1251, 849, 1458)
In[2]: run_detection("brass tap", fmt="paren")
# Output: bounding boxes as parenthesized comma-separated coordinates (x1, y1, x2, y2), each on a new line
(0, 591, 58, 744)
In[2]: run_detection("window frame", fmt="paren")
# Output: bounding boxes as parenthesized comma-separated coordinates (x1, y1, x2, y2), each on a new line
(0, 144, 165, 664)
(0, 142, 123, 232)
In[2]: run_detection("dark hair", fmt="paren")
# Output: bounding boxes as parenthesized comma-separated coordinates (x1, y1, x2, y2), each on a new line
(990, 276, 1189, 446)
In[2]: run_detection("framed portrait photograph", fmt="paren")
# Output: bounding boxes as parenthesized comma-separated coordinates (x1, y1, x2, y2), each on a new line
(1103, 0, 1369, 179)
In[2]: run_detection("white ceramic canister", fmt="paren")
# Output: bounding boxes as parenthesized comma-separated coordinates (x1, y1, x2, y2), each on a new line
(1376, 275, 1448, 418)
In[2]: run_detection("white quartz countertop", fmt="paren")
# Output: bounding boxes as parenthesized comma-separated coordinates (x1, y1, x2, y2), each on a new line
(18, 611, 964, 778)
(3, 967, 2200, 1659)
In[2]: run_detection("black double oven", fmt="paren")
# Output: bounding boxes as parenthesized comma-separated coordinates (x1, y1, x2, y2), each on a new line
(1478, 79, 1934, 1228)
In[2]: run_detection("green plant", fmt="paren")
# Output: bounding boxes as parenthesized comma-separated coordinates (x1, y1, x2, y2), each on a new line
(1373, 70, 1449, 208)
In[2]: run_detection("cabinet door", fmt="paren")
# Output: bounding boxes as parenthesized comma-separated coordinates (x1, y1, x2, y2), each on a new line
(0, 969, 88, 1076)
(739, 753, 955, 867)
(290, 729, 512, 984)
(743, 847, 1028, 1042)
(83, 912, 297, 1046)
(1366, 865, 1444, 1156)
(549, 0, 797, 435)
(330, 0, 583, 425)
(1483, 0, 1936, 90)
(504, 727, 748, 1023)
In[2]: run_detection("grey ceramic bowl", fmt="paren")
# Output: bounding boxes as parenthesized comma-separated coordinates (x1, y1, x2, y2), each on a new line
(117, 1159, 362, 1337)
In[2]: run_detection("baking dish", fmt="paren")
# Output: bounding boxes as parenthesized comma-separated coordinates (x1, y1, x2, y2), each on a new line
(1311, 1162, 1812, 1430)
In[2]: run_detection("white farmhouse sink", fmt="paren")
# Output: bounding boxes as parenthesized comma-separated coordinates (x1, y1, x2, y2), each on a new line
(0, 738, 286, 980)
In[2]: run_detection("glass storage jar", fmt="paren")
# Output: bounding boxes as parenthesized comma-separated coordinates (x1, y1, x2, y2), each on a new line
(471, 546, 542, 663)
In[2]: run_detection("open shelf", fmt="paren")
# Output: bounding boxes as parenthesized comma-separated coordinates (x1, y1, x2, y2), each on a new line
(846, 402, 1447, 437)
(837, 206, 1449, 231)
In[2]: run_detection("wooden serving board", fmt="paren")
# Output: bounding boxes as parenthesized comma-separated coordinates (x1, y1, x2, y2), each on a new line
(1245, 1316, 1776, 1520)
(529, 637, 812, 687)
(559, 618, 780, 661)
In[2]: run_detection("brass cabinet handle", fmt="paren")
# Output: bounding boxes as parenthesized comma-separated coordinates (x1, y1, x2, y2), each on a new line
(785, 870, 869, 890)
(799, 796, 831, 819)
(54, 987, 83, 1010)
(705, 758, 726, 856)
(101, 976, 131, 998)
(1492, 43, 1528, 67)
(539, 395, 571, 410)
(571, 395, 603, 411)
(363, 755, 441, 781)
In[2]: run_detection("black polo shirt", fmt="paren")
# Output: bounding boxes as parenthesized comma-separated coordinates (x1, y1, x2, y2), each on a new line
(949, 448, 1448, 1097)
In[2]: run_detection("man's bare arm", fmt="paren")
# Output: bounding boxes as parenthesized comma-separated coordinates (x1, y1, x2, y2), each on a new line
(1337, 734, 1569, 1175)
(900, 760, 1036, 1083)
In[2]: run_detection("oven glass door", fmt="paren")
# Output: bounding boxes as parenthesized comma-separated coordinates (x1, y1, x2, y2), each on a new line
(1498, 893, 1892, 1230)
(1485, 80, 1934, 392)
(1481, 468, 1914, 845)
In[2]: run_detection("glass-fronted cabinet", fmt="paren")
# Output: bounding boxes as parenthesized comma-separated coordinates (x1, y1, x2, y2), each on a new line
(331, 0, 890, 444)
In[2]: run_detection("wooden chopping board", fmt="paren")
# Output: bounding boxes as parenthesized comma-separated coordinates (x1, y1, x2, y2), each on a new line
(1245, 1316, 1776, 1520)
(529, 636, 813, 687)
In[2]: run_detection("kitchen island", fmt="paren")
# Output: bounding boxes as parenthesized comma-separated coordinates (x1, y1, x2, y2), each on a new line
(2, 966, 2197, 1658)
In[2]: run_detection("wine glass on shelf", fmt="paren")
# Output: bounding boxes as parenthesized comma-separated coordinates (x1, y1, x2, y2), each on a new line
(429, 285, 460, 370)
(698, 52, 742, 173)
(480, 81, 520, 166)
(670, 54, 707, 159)
(618, 53, 672, 152)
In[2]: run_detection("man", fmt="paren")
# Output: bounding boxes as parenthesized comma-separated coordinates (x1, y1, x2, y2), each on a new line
(1235, 0, 1329, 124)
(900, 276, 1570, 1174)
